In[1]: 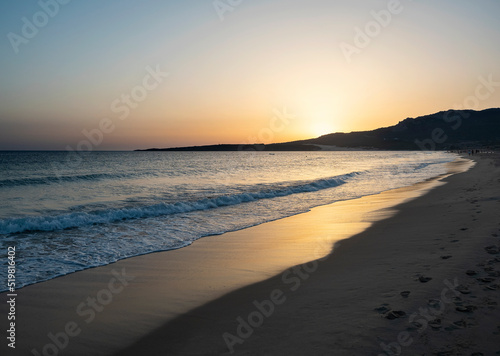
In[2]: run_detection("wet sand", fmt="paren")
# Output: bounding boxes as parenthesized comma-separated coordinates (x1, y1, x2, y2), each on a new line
(117, 154, 500, 355)
(3, 154, 499, 355)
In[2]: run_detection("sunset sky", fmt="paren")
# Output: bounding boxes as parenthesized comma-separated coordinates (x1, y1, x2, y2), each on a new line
(1, 0, 499, 150)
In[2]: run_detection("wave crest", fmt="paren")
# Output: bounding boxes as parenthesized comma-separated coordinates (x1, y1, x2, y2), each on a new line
(0, 172, 360, 234)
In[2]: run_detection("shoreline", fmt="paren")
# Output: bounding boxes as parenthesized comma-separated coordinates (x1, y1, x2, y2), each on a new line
(115, 154, 500, 355)
(0, 152, 455, 294)
(2, 155, 498, 355)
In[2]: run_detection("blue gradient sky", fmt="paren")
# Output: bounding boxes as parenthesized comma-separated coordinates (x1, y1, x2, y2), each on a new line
(1, 0, 499, 150)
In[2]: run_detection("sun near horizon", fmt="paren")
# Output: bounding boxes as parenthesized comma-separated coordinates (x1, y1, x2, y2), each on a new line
(1, 1, 499, 150)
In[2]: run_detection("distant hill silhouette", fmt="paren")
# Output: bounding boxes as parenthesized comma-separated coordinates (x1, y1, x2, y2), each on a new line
(136, 108, 500, 151)
(298, 108, 500, 150)
(138, 143, 321, 152)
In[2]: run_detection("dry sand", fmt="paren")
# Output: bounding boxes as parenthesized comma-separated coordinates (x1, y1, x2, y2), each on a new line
(116, 154, 500, 356)
(2, 154, 499, 355)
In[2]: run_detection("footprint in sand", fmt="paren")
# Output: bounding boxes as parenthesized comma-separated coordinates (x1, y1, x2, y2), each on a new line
(385, 310, 406, 320)
(452, 319, 467, 328)
(482, 297, 498, 308)
(456, 305, 477, 313)
(428, 319, 441, 330)
(400, 291, 410, 298)
(477, 277, 495, 283)
(418, 275, 432, 283)
(485, 245, 500, 254)
(374, 304, 390, 314)
(451, 317, 478, 329)
(455, 285, 471, 294)
(374, 304, 406, 320)
(428, 299, 442, 308)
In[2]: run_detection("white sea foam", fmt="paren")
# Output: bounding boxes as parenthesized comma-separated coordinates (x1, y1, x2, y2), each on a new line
(0, 151, 457, 290)
(0, 172, 358, 234)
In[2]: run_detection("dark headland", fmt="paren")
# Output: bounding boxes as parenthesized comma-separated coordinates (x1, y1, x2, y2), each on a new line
(136, 108, 500, 151)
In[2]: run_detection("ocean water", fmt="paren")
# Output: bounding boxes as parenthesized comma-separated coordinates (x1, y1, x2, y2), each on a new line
(0, 151, 456, 290)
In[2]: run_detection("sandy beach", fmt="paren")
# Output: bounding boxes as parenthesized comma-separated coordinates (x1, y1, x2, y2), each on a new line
(115, 154, 500, 356)
(3, 1, 499, 355)
(2, 153, 499, 356)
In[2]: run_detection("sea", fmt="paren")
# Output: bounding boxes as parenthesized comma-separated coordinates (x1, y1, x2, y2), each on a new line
(0, 151, 457, 291)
